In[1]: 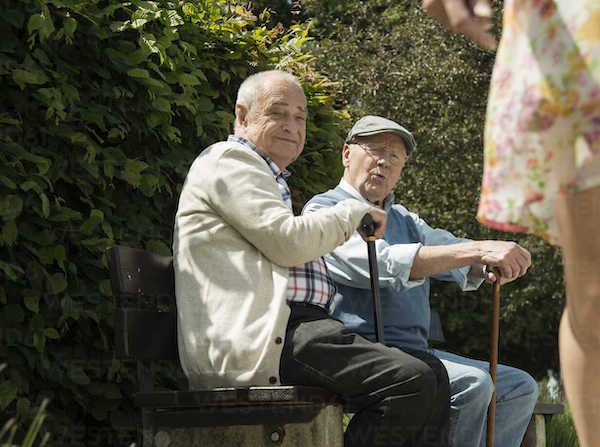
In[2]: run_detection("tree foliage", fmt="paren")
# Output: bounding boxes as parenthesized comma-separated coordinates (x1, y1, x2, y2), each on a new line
(302, 0, 564, 377)
(0, 0, 347, 443)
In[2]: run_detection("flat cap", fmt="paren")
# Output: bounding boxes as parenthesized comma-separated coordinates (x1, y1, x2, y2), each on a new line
(347, 115, 416, 154)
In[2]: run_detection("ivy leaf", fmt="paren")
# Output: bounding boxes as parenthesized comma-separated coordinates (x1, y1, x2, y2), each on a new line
(121, 159, 148, 187)
(12, 69, 49, 90)
(80, 209, 104, 235)
(47, 272, 67, 295)
(24, 295, 39, 313)
(0, 261, 24, 281)
(2, 220, 18, 246)
(177, 73, 199, 86)
(54, 245, 66, 270)
(196, 96, 214, 112)
(33, 333, 45, 353)
(146, 111, 164, 128)
(41, 193, 50, 218)
(0, 380, 18, 411)
(27, 11, 55, 40)
(49, 206, 82, 222)
(44, 328, 60, 339)
(0, 176, 17, 189)
(146, 239, 171, 256)
(127, 68, 150, 78)
(27, 14, 45, 34)
(63, 17, 77, 38)
(0, 195, 23, 219)
(69, 366, 90, 386)
(99, 279, 112, 296)
(151, 97, 171, 113)
(4, 303, 25, 323)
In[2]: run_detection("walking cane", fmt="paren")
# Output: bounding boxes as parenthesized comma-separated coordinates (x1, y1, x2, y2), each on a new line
(360, 214, 385, 344)
(486, 267, 501, 447)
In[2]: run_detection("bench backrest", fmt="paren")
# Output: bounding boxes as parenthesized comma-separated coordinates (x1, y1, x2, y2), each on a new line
(107, 245, 178, 363)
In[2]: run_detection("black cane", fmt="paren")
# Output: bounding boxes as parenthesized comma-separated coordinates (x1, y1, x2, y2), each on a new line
(360, 214, 385, 344)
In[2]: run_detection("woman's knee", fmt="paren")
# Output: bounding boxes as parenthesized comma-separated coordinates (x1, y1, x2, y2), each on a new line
(562, 306, 600, 348)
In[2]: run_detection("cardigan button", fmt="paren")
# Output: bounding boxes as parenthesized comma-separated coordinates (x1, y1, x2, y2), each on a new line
(269, 376, 277, 384)
(275, 336, 282, 344)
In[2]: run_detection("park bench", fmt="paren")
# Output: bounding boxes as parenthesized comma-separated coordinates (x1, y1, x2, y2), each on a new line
(107, 245, 343, 447)
(108, 245, 563, 447)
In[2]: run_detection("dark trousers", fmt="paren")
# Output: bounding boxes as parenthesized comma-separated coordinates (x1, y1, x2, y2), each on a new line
(280, 304, 450, 447)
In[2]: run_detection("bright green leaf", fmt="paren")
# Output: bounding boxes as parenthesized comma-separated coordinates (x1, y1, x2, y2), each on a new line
(63, 17, 77, 37)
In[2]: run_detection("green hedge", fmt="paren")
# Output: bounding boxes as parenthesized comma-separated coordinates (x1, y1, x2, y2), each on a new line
(0, 0, 347, 443)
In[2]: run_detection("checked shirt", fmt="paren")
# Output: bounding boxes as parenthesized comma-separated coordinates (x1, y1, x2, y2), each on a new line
(227, 136, 337, 312)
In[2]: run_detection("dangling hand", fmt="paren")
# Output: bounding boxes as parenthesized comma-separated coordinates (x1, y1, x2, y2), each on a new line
(422, 0, 498, 51)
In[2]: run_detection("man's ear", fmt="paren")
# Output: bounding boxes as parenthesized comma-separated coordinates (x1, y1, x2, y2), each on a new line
(235, 104, 248, 127)
(342, 143, 351, 168)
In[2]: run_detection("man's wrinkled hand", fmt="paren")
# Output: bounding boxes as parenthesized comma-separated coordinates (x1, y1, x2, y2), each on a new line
(477, 241, 531, 285)
(357, 208, 388, 242)
(422, 0, 497, 51)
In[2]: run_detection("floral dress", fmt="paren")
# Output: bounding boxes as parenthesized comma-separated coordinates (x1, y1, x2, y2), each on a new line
(478, 0, 600, 243)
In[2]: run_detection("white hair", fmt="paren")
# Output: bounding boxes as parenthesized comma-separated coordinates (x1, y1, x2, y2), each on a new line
(234, 70, 304, 131)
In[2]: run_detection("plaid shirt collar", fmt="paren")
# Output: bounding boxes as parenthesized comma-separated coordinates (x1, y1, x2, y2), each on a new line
(228, 135, 291, 179)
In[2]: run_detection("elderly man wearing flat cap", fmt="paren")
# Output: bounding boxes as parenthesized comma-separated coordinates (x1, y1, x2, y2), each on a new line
(303, 116, 539, 447)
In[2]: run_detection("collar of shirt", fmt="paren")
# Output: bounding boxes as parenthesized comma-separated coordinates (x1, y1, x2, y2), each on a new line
(338, 178, 395, 211)
(228, 135, 291, 179)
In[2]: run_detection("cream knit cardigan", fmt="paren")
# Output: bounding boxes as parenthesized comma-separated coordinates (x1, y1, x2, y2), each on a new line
(173, 140, 371, 389)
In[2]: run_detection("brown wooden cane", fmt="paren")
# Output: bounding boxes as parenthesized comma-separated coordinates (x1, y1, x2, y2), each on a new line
(486, 268, 501, 447)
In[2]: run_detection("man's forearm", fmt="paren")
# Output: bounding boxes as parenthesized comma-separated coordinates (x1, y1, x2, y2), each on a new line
(409, 240, 531, 284)
(409, 242, 480, 280)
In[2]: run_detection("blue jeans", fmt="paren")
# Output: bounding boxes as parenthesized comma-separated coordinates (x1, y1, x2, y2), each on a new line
(429, 349, 538, 447)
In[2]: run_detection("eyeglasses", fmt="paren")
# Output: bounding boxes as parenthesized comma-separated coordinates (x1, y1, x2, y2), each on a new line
(349, 141, 406, 166)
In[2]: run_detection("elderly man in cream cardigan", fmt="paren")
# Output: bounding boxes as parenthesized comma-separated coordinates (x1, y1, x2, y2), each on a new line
(173, 70, 451, 447)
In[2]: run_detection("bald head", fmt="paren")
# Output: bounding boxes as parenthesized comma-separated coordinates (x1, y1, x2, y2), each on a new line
(234, 70, 308, 170)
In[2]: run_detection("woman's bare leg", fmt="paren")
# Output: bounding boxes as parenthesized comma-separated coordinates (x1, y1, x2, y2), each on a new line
(555, 185, 600, 447)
